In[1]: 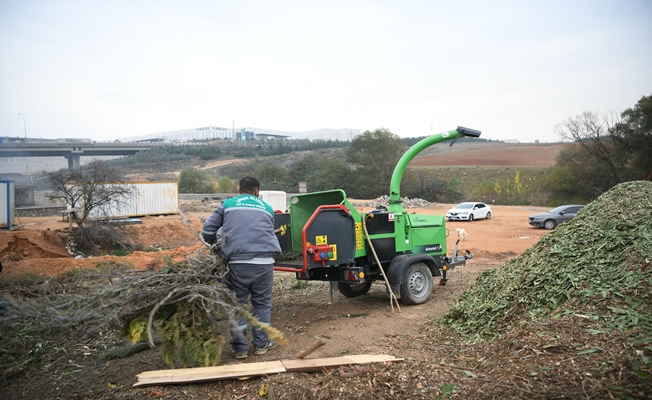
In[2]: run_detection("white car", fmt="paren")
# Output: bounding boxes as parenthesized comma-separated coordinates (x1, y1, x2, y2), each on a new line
(446, 202, 492, 221)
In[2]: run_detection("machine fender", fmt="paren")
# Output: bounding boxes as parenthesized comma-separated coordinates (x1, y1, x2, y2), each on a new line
(386, 254, 439, 297)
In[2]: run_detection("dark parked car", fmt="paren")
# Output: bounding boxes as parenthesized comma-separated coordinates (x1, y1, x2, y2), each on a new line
(528, 205, 584, 230)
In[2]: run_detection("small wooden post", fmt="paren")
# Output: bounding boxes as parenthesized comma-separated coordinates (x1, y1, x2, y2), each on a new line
(297, 338, 327, 359)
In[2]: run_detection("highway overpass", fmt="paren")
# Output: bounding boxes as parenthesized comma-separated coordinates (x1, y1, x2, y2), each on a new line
(0, 142, 162, 169)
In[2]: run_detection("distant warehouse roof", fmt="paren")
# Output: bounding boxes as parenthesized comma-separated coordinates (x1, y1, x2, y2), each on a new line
(130, 137, 165, 143)
(254, 133, 291, 140)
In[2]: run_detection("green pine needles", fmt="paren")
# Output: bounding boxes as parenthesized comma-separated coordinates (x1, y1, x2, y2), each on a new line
(441, 180, 652, 340)
(160, 301, 225, 368)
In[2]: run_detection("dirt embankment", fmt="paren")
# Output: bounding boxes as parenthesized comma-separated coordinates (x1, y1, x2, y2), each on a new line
(0, 214, 206, 277)
(0, 203, 548, 277)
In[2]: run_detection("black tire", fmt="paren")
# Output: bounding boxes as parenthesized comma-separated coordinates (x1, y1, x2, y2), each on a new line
(468, 214, 474, 222)
(485, 211, 491, 220)
(399, 262, 433, 305)
(338, 281, 372, 298)
(544, 219, 557, 230)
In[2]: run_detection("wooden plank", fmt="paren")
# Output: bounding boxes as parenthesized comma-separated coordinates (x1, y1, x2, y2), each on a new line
(134, 361, 285, 387)
(282, 354, 404, 372)
(133, 355, 404, 387)
(136, 361, 285, 380)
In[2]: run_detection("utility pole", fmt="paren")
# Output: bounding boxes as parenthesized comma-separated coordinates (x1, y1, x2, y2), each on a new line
(18, 113, 27, 140)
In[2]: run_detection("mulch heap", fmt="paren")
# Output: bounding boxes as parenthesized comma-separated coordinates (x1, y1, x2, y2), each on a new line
(442, 180, 652, 398)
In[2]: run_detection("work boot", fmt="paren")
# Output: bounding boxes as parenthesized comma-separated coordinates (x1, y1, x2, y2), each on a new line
(254, 340, 277, 355)
(230, 348, 248, 359)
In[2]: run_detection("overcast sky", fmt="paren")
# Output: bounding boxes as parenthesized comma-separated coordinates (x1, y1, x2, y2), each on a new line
(1, 0, 651, 143)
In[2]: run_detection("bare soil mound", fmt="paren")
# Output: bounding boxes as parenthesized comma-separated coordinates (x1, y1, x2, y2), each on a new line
(0, 216, 205, 277)
(0, 231, 70, 262)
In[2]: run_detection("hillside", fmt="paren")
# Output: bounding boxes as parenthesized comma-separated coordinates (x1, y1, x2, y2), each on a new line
(116, 142, 567, 206)
(412, 143, 569, 166)
(6, 141, 570, 207)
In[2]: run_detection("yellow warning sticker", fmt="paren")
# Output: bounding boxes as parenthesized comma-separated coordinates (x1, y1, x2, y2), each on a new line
(315, 235, 327, 245)
(331, 244, 338, 261)
(355, 222, 364, 250)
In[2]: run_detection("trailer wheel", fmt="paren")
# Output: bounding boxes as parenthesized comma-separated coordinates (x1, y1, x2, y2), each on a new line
(338, 281, 372, 298)
(400, 262, 433, 305)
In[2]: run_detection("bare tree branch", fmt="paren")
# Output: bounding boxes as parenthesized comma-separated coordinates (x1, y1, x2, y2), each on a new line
(554, 111, 624, 185)
(45, 159, 134, 228)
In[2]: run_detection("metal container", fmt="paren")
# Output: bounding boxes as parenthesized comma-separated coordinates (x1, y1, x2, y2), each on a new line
(83, 181, 180, 219)
(0, 180, 15, 229)
(260, 190, 287, 212)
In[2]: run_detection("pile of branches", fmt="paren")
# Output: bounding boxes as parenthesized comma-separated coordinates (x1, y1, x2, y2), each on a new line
(1, 244, 286, 369)
(351, 195, 435, 209)
(68, 220, 136, 255)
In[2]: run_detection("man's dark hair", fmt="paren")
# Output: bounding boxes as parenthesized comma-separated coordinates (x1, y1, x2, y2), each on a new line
(239, 176, 260, 194)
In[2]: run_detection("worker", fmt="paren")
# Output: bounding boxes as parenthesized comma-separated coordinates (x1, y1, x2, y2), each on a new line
(201, 176, 281, 359)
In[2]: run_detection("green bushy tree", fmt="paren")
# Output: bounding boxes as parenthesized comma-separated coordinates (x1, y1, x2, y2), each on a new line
(346, 128, 406, 197)
(217, 176, 236, 193)
(613, 94, 652, 180)
(254, 165, 290, 190)
(179, 168, 215, 193)
(312, 159, 353, 193)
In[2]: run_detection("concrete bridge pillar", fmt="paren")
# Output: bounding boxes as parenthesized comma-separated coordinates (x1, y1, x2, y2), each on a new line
(65, 151, 82, 169)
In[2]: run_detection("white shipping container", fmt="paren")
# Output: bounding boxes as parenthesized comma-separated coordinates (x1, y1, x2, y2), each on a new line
(1, 180, 15, 229)
(71, 181, 180, 219)
(260, 190, 287, 211)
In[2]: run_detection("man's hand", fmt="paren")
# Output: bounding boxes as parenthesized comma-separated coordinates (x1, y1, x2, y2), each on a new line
(202, 232, 217, 245)
(210, 244, 221, 255)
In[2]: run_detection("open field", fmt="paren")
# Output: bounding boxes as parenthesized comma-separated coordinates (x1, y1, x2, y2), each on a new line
(413, 143, 569, 166)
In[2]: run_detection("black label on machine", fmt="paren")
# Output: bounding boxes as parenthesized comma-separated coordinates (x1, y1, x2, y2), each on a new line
(415, 244, 443, 253)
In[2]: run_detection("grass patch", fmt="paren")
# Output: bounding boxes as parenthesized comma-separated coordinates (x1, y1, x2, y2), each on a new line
(417, 165, 552, 205)
(108, 249, 132, 257)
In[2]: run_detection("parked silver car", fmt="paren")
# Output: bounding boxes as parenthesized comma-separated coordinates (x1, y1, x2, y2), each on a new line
(446, 202, 492, 221)
(528, 205, 584, 230)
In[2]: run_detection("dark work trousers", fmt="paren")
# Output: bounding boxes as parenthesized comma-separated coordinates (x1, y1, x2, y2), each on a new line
(227, 262, 274, 352)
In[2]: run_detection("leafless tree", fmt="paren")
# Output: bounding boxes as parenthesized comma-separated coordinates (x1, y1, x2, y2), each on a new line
(554, 111, 624, 186)
(45, 159, 134, 228)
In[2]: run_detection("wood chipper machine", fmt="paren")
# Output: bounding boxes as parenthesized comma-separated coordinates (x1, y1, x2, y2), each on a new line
(273, 126, 481, 305)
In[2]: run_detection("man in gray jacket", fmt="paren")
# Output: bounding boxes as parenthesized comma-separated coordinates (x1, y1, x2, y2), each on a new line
(202, 176, 281, 359)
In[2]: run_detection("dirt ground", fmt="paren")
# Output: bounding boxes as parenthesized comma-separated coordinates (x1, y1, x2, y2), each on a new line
(1, 201, 571, 399)
(1, 202, 546, 278)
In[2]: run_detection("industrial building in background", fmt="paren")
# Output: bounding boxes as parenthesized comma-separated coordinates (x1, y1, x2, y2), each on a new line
(0, 125, 361, 173)
(115, 126, 361, 143)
